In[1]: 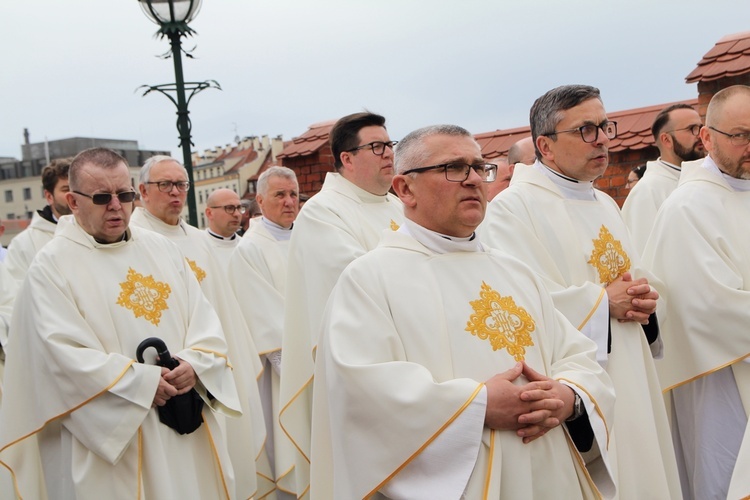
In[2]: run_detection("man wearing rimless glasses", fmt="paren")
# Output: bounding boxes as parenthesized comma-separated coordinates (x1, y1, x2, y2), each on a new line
(0, 148, 241, 498)
(622, 103, 706, 253)
(203, 188, 243, 269)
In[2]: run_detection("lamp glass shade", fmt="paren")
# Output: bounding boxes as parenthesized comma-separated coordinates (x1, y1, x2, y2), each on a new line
(139, 0, 202, 25)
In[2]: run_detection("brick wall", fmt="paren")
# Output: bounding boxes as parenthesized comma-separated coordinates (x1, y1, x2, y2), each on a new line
(598, 146, 659, 206)
(281, 144, 335, 195)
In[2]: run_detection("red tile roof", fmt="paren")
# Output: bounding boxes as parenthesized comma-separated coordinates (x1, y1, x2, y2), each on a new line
(686, 31, 750, 83)
(277, 119, 336, 159)
(476, 98, 698, 158)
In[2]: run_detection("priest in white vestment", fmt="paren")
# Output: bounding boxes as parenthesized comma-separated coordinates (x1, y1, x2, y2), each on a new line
(642, 85, 750, 500)
(311, 125, 617, 499)
(230, 166, 300, 498)
(279, 112, 404, 497)
(621, 104, 705, 254)
(5, 158, 73, 283)
(131, 155, 272, 499)
(0, 148, 240, 499)
(482, 85, 681, 499)
(203, 188, 243, 272)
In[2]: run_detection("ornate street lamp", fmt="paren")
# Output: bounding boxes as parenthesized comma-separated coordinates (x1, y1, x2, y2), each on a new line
(137, 0, 220, 226)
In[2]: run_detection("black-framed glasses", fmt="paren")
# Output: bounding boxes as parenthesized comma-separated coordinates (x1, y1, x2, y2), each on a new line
(666, 124, 702, 136)
(402, 162, 498, 183)
(346, 141, 399, 156)
(708, 126, 750, 146)
(544, 121, 617, 143)
(209, 204, 246, 215)
(72, 190, 137, 205)
(146, 180, 190, 192)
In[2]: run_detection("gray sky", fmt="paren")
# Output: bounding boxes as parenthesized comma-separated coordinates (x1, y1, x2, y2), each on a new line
(2, 1, 749, 159)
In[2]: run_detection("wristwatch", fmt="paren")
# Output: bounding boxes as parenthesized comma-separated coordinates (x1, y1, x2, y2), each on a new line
(566, 392, 584, 422)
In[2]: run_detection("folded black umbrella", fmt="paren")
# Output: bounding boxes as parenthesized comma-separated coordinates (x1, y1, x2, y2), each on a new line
(136, 337, 204, 435)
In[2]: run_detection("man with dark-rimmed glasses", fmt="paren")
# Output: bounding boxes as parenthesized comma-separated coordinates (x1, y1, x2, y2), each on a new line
(279, 111, 404, 496)
(0, 147, 243, 498)
(622, 103, 705, 253)
(483, 84, 682, 499)
(131, 155, 273, 499)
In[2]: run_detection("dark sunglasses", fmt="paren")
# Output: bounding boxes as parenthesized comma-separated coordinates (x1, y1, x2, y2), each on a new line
(72, 190, 137, 205)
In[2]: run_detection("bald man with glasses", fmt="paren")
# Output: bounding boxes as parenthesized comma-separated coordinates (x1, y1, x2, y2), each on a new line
(279, 112, 404, 496)
(204, 188, 244, 270)
(622, 103, 705, 254)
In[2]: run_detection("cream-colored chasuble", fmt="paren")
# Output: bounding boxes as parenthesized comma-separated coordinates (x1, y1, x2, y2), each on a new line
(4, 211, 57, 283)
(310, 228, 615, 499)
(229, 219, 297, 497)
(130, 207, 271, 499)
(0, 220, 240, 499)
(482, 162, 681, 499)
(203, 229, 239, 274)
(279, 172, 403, 497)
(642, 159, 750, 500)
(621, 159, 681, 256)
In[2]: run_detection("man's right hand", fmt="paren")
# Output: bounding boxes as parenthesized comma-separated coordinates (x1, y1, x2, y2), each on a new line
(153, 367, 178, 407)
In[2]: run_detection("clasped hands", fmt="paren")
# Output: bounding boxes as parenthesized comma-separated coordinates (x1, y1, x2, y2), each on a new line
(484, 362, 576, 444)
(607, 271, 658, 324)
(152, 357, 197, 407)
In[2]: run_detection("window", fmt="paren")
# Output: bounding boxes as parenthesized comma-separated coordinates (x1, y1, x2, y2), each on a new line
(6, 213, 14, 220)
(26, 211, 33, 219)
(199, 191, 203, 204)
(4, 190, 12, 202)
(23, 187, 32, 200)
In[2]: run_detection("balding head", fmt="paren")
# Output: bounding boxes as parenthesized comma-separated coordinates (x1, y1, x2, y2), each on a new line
(701, 85, 750, 180)
(205, 189, 242, 237)
(508, 137, 536, 165)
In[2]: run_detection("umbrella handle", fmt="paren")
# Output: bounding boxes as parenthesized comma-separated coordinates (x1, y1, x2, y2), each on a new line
(136, 337, 179, 370)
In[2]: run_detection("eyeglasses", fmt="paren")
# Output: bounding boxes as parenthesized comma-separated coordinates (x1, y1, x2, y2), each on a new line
(666, 124, 702, 136)
(346, 141, 399, 156)
(708, 126, 750, 146)
(146, 180, 190, 192)
(402, 162, 498, 183)
(72, 190, 137, 205)
(209, 204, 246, 215)
(544, 121, 618, 143)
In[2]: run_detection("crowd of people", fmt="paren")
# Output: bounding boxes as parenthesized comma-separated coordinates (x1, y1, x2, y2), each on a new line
(0, 83, 747, 500)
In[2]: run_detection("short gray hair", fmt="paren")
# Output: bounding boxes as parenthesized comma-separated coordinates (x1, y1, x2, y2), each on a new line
(257, 166, 298, 196)
(395, 125, 476, 174)
(530, 85, 601, 160)
(706, 85, 750, 127)
(139, 155, 186, 185)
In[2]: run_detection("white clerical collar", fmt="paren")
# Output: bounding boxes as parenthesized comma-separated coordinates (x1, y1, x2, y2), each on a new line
(207, 228, 236, 241)
(534, 160, 597, 201)
(702, 155, 750, 192)
(400, 218, 484, 254)
(657, 158, 682, 172)
(261, 216, 293, 241)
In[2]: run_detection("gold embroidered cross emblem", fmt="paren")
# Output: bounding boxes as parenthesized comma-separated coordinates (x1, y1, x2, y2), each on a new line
(116, 268, 171, 326)
(465, 282, 535, 361)
(587, 225, 631, 285)
(186, 258, 207, 283)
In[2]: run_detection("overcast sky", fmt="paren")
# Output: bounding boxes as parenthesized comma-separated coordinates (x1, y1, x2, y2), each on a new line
(3, 1, 750, 159)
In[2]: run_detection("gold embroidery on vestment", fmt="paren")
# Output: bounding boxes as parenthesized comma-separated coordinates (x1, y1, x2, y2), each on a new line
(390, 219, 400, 231)
(186, 258, 207, 283)
(116, 268, 171, 326)
(587, 225, 631, 285)
(465, 281, 535, 361)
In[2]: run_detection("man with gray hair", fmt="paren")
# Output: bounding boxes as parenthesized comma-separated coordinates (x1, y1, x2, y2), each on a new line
(482, 85, 681, 499)
(0, 148, 240, 498)
(229, 165, 300, 498)
(130, 155, 274, 499)
(310, 124, 616, 498)
(642, 85, 750, 499)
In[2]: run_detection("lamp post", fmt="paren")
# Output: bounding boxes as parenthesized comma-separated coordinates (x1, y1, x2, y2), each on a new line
(137, 0, 219, 226)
